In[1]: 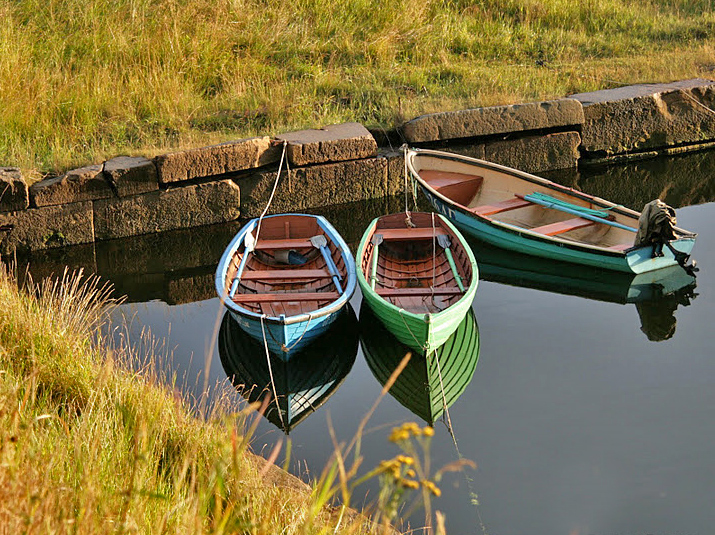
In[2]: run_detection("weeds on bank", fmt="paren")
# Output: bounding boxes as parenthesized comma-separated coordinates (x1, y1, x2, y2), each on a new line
(2, 0, 715, 176)
(0, 265, 471, 533)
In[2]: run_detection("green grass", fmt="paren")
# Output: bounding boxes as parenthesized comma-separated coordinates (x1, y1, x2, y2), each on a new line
(2, 0, 715, 178)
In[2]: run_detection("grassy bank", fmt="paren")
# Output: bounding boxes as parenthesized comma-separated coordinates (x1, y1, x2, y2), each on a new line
(1, 0, 714, 178)
(0, 266, 390, 533)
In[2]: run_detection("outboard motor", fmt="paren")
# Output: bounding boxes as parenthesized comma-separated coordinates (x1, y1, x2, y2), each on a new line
(634, 199, 678, 258)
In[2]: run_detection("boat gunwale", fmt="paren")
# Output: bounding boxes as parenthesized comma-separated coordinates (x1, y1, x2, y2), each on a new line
(215, 213, 357, 326)
(406, 148, 697, 258)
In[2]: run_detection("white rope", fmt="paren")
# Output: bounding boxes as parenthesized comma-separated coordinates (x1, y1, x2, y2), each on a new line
(432, 347, 489, 535)
(255, 140, 288, 243)
(397, 308, 429, 353)
(260, 314, 286, 430)
(280, 314, 313, 353)
(403, 144, 417, 228)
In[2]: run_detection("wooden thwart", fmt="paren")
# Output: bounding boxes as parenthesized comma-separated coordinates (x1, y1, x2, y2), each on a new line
(377, 228, 449, 240)
(419, 170, 481, 189)
(530, 217, 595, 236)
(254, 238, 315, 250)
(376, 287, 463, 297)
(239, 268, 332, 280)
(232, 291, 339, 303)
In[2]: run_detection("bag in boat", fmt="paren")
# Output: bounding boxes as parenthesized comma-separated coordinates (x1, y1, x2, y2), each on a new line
(634, 199, 678, 255)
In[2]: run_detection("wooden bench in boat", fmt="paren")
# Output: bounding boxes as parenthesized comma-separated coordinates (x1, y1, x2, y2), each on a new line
(376, 228, 449, 240)
(471, 197, 533, 216)
(530, 217, 595, 236)
(254, 238, 315, 250)
(419, 170, 482, 189)
(376, 287, 463, 297)
(419, 170, 483, 206)
(239, 268, 333, 280)
(232, 291, 340, 303)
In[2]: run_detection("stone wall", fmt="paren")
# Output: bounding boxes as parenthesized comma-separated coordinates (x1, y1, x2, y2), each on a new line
(2, 79, 714, 255)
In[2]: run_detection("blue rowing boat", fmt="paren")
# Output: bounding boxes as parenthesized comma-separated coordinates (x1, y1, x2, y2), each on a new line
(215, 213, 357, 359)
(407, 148, 697, 274)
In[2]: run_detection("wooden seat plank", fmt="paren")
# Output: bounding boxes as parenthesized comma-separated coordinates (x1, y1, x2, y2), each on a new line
(232, 291, 340, 303)
(471, 197, 533, 216)
(376, 287, 463, 297)
(530, 217, 595, 236)
(240, 269, 331, 280)
(419, 170, 480, 188)
(254, 238, 315, 250)
(377, 228, 449, 241)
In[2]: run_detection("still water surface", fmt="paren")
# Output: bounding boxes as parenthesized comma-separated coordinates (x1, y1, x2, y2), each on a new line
(19, 150, 715, 534)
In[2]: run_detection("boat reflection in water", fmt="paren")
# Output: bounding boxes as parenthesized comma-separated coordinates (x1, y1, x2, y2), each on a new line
(360, 305, 480, 425)
(470, 238, 698, 341)
(218, 304, 359, 434)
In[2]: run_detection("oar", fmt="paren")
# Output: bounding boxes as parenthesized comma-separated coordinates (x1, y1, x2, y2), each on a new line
(310, 235, 344, 294)
(229, 231, 255, 298)
(369, 233, 383, 290)
(523, 193, 638, 232)
(436, 234, 465, 292)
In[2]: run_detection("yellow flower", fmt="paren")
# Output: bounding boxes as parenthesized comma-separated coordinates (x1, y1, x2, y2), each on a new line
(422, 480, 442, 497)
(422, 426, 435, 437)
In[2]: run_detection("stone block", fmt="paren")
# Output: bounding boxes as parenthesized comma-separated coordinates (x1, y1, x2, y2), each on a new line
(93, 180, 240, 240)
(276, 123, 377, 166)
(383, 150, 408, 197)
(238, 158, 387, 218)
(103, 156, 159, 197)
(30, 164, 112, 207)
(402, 99, 584, 143)
(0, 167, 29, 212)
(571, 79, 715, 156)
(0, 201, 94, 256)
(155, 136, 280, 184)
(484, 132, 581, 173)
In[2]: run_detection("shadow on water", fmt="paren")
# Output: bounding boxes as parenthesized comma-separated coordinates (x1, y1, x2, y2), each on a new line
(469, 237, 698, 341)
(218, 304, 359, 434)
(543, 148, 715, 211)
(360, 305, 480, 425)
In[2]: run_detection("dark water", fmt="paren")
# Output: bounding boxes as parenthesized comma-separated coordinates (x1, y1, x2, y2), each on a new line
(15, 150, 715, 535)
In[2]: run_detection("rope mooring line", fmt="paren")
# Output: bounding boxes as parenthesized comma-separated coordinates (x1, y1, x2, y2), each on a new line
(254, 140, 288, 244)
(260, 314, 286, 431)
(432, 348, 490, 535)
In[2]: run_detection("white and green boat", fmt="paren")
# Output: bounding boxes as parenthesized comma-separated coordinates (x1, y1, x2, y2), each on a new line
(356, 212, 478, 354)
(407, 147, 697, 274)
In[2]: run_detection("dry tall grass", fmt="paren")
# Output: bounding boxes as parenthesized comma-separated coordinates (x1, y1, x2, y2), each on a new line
(1, 0, 714, 177)
(0, 266, 385, 534)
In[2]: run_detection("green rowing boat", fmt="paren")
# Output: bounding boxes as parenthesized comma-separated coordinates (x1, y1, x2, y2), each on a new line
(356, 212, 478, 354)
